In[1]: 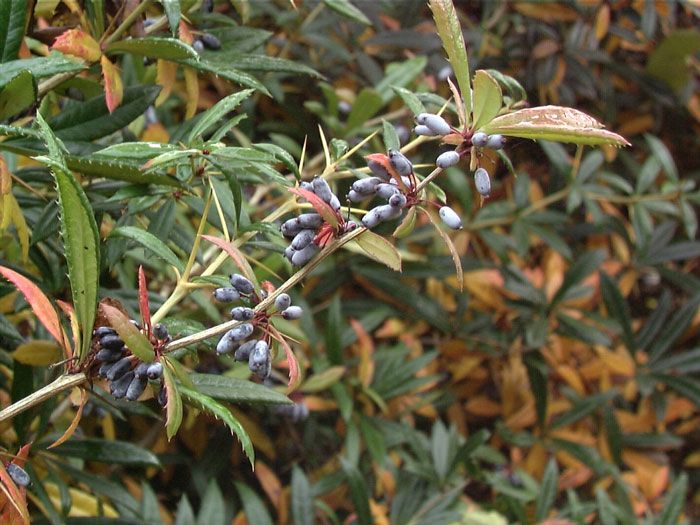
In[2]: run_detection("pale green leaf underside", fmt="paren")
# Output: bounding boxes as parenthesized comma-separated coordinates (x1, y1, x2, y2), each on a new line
(481, 106, 630, 147)
(352, 230, 402, 272)
(471, 70, 502, 130)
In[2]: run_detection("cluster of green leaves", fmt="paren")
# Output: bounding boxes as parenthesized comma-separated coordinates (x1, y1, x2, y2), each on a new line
(0, 0, 699, 524)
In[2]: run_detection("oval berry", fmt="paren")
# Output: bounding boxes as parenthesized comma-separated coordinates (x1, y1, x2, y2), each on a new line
(439, 206, 463, 229)
(414, 125, 437, 136)
(436, 150, 460, 169)
(214, 287, 240, 303)
(281, 305, 303, 320)
(423, 114, 451, 135)
(486, 134, 505, 150)
(274, 293, 291, 311)
(6, 463, 29, 487)
(474, 167, 492, 196)
(230, 274, 254, 295)
(230, 306, 255, 321)
(388, 194, 407, 208)
(388, 149, 412, 176)
(471, 132, 489, 147)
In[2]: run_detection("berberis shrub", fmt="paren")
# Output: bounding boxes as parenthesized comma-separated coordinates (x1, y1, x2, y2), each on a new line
(0, 0, 698, 523)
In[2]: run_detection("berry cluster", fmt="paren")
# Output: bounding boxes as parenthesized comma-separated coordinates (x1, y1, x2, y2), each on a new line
(93, 325, 165, 402)
(281, 177, 357, 266)
(214, 274, 303, 379)
(192, 32, 221, 53)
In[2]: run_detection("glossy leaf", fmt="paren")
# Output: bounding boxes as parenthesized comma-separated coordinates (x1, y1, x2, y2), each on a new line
(162, 356, 183, 440)
(109, 226, 184, 273)
(482, 106, 630, 146)
(353, 229, 402, 272)
(48, 438, 160, 466)
(0, 0, 28, 63)
(0, 70, 36, 120)
(160, 0, 181, 37)
(0, 54, 86, 86)
(99, 303, 155, 362)
(106, 37, 198, 61)
(189, 373, 292, 405)
(187, 88, 254, 142)
(322, 0, 371, 25)
(429, 0, 471, 122)
(180, 386, 255, 466)
(472, 70, 502, 130)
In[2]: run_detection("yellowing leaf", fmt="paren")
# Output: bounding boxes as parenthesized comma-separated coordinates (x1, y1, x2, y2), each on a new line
(11, 340, 62, 366)
(472, 70, 502, 130)
(301, 366, 346, 393)
(353, 230, 401, 272)
(183, 66, 198, 119)
(155, 60, 178, 106)
(482, 105, 630, 146)
(51, 28, 101, 62)
(100, 56, 123, 113)
(44, 483, 118, 517)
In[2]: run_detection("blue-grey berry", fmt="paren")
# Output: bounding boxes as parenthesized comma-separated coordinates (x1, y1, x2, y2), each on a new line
(6, 463, 29, 487)
(282, 306, 303, 320)
(200, 33, 221, 50)
(281, 217, 301, 238)
(146, 362, 163, 380)
(96, 347, 122, 363)
(374, 204, 403, 222)
(284, 245, 296, 261)
(486, 134, 505, 150)
(436, 150, 460, 168)
(100, 334, 124, 351)
(93, 326, 116, 338)
(439, 206, 463, 229)
(367, 159, 390, 181)
(474, 167, 491, 196)
(291, 243, 319, 266)
(230, 274, 254, 295)
(274, 293, 291, 311)
(329, 193, 341, 211)
(300, 181, 313, 192)
(348, 190, 366, 203)
(157, 384, 167, 407)
(361, 208, 382, 229)
(414, 125, 437, 136)
(352, 177, 382, 195)
(126, 374, 148, 401)
(388, 193, 407, 208)
(98, 361, 115, 378)
(311, 177, 333, 203)
(291, 229, 316, 250)
(415, 113, 431, 125)
(214, 287, 240, 302)
(230, 323, 254, 341)
(133, 362, 150, 378)
(423, 114, 452, 135)
(471, 132, 488, 147)
(153, 323, 168, 340)
(376, 183, 401, 199)
(388, 149, 412, 176)
(235, 339, 258, 362)
(106, 357, 132, 381)
(230, 306, 255, 321)
(297, 213, 322, 229)
(110, 371, 134, 399)
(248, 340, 271, 379)
(192, 39, 204, 53)
(216, 332, 239, 355)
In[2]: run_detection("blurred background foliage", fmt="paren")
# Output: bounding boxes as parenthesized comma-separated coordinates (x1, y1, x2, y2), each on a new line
(1, 0, 700, 523)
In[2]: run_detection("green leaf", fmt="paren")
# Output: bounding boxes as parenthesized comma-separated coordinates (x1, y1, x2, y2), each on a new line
(352, 229, 402, 272)
(0, 53, 86, 86)
(68, 155, 179, 186)
(647, 29, 700, 91)
(253, 142, 300, 179)
(483, 69, 527, 104)
(206, 53, 320, 77)
(599, 272, 636, 353)
(0, 70, 36, 120)
(656, 374, 700, 406)
(176, 56, 268, 94)
(175, 496, 195, 525)
(162, 356, 183, 440)
(382, 120, 400, 151)
(482, 106, 630, 147)
(301, 366, 346, 393)
(35, 113, 99, 361)
(106, 37, 197, 61)
(47, 438, 160, 466)
(429, 0, 472, 122)
(180, 386, 255, 466)
(235, 481, 274, 525)
(534, 458, 558, 522)
(551, 249, 605, 305)
(109, 226, 184, 273)
(345, 88, 383, 131)
(550, 391, 614, 430)
(99, 303, 155, 362)
(472, 70, 502, 130)
(658, 473, 687, 525)
(644, 134, 678, 181)
(375, 57, 427, 104)
(94, 142, 180, 160)
(524, 353, 547, 430)
(187, 88, 254, 142)
(47, 84, 161, 142)
(648, 293, 700, 362)
(0, 0, 28, 63)
(340, 458, 373, 525)
(160, 0, 180, 37)
(392, 86, 425, 116)
(603, 406, 622, 465)
(322, 0, 371, 25)
(189, 373, 293, 405)
(291, 466, 314, 525)
(196, 480, 226, 525)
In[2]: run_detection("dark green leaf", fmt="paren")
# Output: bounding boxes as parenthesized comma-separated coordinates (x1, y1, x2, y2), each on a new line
(189, 373, 292, 405)
(322, 0, 371, 25)
(551, 249, 605, 305)
(534, 458, 558, 522)
(340, 458, 373, 525)
(187, 88, 253, 142)
(0, 53, 86, 86)
(658, 474, 687, 525)
(109, 225, 184, 273)
(648, 293, 700, 362)
(345, 88, 383, 131)
(175, 496, 195, 525)
(107, 37, 197, 61)
(392, 86, 425, 116)
(291, 466, 314, 525)
(0, 0, 28, 62)
(0, 70, 36, 120)
(382, 120, 400, 151)
(47, 438, 160, 466)
(599, 272, 635, 353)
(551, 391, 614, 430)
(176, 57, 268, 94)
(236, 481, 274, 525)
(160, 0, 180, 37)
(196, 480, 227, 525)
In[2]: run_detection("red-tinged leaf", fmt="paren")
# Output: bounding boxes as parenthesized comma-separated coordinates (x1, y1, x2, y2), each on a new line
(47, 389, 87, 449)
(364, 153, 408, 191)
(0, 463, 29, 525)
(162, 356, 183, 440)
(201, 235, 257, 284)
(178, 20, 195, 44)
(101, 55, 123, 113)
(51, 28, 101, 62)
(269, 325, 301, 393)
(288, 187, 339, 228)
(0, 266, 66, 349)
(138, 266, 151, 336)
(421, 208, 464, 291)
(99, 303, 155, 362)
